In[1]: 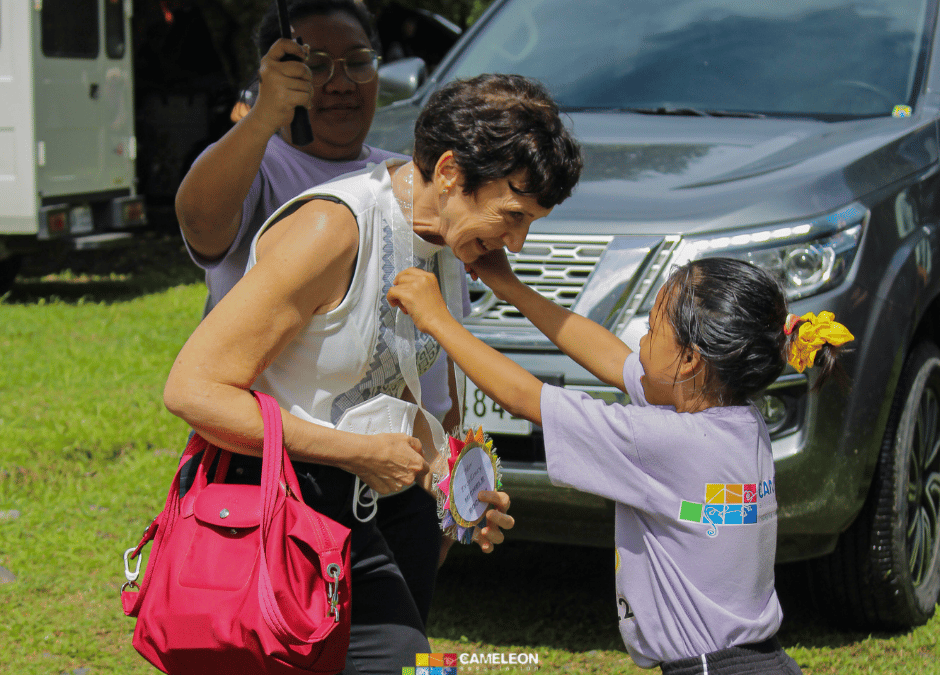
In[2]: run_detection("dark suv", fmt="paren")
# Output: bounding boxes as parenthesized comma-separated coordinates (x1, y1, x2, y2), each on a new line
(368, 0, 940, 628)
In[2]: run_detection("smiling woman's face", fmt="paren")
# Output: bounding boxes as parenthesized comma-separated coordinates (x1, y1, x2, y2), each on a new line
(440, 171, 553, 264)
(289, 11, 378, 160)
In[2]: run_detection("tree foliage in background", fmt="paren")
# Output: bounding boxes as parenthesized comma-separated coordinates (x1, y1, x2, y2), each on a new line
(137, 0, 494, 91)
(365, 0, 494, 30)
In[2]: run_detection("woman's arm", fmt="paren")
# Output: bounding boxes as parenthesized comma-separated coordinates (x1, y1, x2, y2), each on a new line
(164, 200, 428, 494)
(175, 38, 314, 260)
(469, 252, 632, 391)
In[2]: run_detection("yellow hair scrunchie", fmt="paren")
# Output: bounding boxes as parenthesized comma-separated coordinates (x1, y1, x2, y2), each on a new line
(787, 311, 854, 373)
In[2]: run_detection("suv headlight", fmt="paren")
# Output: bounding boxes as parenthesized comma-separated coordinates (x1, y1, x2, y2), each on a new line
(677, 203, 867, 301)
(612, 204, 867, 341)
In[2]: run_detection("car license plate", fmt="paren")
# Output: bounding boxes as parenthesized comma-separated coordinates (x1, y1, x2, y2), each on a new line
(70, 206, 93, 234)
(463, 381, 532, 435)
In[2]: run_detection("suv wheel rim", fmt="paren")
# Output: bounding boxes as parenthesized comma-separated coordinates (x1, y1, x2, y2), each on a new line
(909, 383, 940, 586)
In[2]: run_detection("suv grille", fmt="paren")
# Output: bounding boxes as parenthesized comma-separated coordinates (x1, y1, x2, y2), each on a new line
(468, 234, 613, 324)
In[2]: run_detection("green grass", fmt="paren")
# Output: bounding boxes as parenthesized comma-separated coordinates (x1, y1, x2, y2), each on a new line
(1, 237, 204, 674)
(1, 236, 939, 674)
(430, 543, 940, 675)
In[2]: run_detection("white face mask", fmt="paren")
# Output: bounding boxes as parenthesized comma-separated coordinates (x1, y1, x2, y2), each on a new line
(334, 393, 419, 437)
(335, 393, 447, 522)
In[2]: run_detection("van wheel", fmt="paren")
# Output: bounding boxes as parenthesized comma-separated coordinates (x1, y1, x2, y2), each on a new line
(809, 341, 940, 628)
(0, 255, 22, 294)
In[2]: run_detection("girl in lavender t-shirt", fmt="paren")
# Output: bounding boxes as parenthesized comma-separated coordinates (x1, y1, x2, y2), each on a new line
(389, 256, 853, 673)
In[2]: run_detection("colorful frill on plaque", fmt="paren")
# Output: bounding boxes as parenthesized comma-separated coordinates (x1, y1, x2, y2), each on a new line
(434, 427, 502, 544)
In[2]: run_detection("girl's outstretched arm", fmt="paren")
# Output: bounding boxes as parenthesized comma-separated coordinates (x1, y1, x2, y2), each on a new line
(468, 252, 632, 391)
(388, 268, 544, 426)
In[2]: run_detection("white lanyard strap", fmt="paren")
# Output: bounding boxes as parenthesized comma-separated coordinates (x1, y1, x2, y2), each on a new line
(353, 162, 464, 523)
(381, 160, 462, 450)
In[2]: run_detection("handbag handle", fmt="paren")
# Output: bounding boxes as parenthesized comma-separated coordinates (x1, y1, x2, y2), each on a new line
(180, 393, 304, 512)
(254, 390, 303, 513)
(253, 391, 347, 643)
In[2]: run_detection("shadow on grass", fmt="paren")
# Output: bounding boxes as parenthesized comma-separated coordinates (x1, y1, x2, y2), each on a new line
(428, 541, 625, 652)
(430, 542, 922, 654)
(774, 562, 917, 650)
(2, 232, 204, 305)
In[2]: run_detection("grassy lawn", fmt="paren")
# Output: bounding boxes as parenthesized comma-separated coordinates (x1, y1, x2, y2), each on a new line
(1, 235, 938, 674)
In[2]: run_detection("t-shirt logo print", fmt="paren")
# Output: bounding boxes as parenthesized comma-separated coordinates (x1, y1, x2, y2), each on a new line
(679, 483, 758, 537)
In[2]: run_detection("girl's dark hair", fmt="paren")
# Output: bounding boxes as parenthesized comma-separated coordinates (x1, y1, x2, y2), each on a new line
(256, 0, 380, 56)
(660, 257, 848, 406)
(413, 74, 583, 209)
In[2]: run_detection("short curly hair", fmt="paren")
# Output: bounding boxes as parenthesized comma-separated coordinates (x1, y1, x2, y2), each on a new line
(413, 74, 583, 209)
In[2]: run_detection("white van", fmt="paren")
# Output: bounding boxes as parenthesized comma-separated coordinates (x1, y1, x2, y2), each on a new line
(0, 0, 146, 291)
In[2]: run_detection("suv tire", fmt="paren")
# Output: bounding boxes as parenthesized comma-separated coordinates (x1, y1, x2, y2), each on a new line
(807, 341, 940, 628)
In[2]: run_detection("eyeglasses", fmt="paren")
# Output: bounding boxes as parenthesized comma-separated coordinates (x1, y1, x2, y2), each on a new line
(305, 48, 380, 86)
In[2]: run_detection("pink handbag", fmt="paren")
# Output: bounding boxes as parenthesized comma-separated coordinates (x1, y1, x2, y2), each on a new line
(121, 391, 352, 674)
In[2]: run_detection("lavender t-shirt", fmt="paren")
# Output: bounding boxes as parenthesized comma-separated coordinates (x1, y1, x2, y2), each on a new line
(185, 134, 405, 313)
(540, 352, 783, 667)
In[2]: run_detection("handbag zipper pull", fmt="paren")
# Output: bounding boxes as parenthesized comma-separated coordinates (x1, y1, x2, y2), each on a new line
(326, 563, 341, 623)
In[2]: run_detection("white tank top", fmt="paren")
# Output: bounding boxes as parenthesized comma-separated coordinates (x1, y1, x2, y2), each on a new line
(245, 160, 449, 429)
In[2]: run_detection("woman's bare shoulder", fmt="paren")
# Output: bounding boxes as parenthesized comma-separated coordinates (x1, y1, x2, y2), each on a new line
(257, 198, 358, 259)
(251, 198, 361, 315)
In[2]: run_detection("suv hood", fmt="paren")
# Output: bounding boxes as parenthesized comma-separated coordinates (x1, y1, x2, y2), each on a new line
(368, 104, 937, 235)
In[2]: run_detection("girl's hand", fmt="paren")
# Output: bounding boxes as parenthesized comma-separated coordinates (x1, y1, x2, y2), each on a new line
(473, 490, 515, 553)
(351, 433, 429, 495)
(388, 268, 454, 336)
(465, 250, 521, 302)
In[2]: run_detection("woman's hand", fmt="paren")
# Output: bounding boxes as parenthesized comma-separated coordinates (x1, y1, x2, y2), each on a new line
(473, 490, 515, 553)
(351, 433, 429, 495)
(250, 38, 314, 136)
(388, 268, 457, 336)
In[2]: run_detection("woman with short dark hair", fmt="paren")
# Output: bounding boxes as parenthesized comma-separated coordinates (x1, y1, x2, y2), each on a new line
(165, 72, 582, 672)
(175, 0, 485, 637)
(413, 74, 582, 208)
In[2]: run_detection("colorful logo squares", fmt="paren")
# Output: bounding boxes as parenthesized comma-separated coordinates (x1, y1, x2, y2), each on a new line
(681, 501, 757, 524)
(705, 483, 756, 504)
(680, 482, 760, 535)
(406, 654, 458, 675)
(704, 503, 757, 525)
(679, 500, 704, 523)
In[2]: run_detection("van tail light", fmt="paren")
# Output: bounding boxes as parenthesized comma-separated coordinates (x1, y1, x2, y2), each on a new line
(112, 196, 147, 228)
(38, 205, 70, 239)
